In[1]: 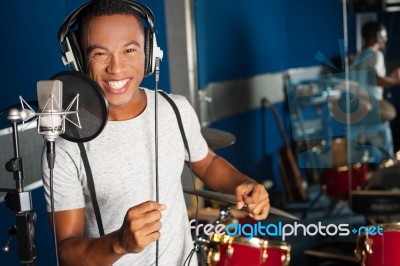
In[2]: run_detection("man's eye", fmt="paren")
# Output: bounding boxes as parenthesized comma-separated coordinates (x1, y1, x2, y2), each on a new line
(126, 48, 136, 54)
(91, 51, 108, 58)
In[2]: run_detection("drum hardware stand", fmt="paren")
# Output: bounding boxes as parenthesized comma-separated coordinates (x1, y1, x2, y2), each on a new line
(1, 108, 37, 265)
(195, 206, 233, 266)
(212, 206, 233, 224)
(195, 235, 211, 266)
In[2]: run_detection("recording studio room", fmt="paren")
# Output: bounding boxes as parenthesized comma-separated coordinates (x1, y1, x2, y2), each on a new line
(1, 0, 400, 265)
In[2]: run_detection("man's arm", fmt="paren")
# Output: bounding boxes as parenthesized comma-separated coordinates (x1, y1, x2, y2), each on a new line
(53, 208, 123, 266)
(377, 67, 400, 88)
(377, 76, 400, 88)
(52, 201, 165, 266)
(189, 149, 270, 220)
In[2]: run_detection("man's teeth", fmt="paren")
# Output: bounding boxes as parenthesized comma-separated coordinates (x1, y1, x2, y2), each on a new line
(107, 79, 129, 89)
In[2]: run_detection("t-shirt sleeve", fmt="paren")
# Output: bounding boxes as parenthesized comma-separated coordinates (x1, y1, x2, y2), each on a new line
(356, 49, 383, 76)
(374, 51, 386, 77)
(171, 95, 209, 162)
(41, 139, 85, 212)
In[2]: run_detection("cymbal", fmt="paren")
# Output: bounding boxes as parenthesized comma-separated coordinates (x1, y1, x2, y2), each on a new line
(379, 100, 396, 122)
(351, 190, 400, 196)
(184, 189, 300, 220)
(328, 98, 371, 125)
(201, 127, 236, 150)
(187, 207, 247, 222)
(350, 190, 400, 215)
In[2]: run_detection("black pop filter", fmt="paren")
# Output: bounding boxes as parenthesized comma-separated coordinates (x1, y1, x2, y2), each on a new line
(51, 71, 108, 143)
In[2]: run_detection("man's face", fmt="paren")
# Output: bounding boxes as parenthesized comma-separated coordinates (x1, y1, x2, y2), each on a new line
(82, 14, 145, 110)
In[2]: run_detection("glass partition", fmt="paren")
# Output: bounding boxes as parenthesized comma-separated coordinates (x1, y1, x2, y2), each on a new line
(191, 0, 400, 265)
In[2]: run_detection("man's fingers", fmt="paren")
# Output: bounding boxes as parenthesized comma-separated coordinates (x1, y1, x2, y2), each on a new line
(129, 201, 166, 215)
(127, 202, 166, 225)
(235, 182, 270, 220)
(248, 199, 270, 219)
(243, 186, 267, 205)
(236, 184, 254, 207)
(249, 205, 270, 220)
(157, 204, 167, 211)
(142, 220, 162, 235)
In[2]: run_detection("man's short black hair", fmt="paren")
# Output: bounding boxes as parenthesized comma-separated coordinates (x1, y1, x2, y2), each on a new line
(77, 0, 144, 42)
(79, 0, 142, 26)
(361, 21, 385, 42)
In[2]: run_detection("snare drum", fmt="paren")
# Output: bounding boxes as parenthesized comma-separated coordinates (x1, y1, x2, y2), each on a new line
(207, 236, 291, 266)
(322, 163, 367, 199)
(355, 223, 400, 266)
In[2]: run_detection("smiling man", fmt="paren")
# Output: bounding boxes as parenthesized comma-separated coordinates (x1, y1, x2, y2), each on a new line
(42, 1, 270, 265)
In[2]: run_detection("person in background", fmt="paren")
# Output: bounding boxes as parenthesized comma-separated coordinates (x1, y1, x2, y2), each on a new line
(353, 21, 400, 98)
(351, 21, 400, 158)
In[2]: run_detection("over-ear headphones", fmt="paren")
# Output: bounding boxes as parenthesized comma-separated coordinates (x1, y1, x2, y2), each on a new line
(376, 29, 387, 46)
(58, 0, 163, 77)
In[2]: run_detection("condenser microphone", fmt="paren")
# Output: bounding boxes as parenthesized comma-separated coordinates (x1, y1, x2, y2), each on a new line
(18, 71, 106, 143)
(37, 80, 64, 141)
(36, 80, 71, 170)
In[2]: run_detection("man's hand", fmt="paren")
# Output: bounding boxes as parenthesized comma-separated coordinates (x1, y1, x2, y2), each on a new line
(235, 181, 269, 220)
(115, 201, 166, 254)
(389, 67, 400, 84)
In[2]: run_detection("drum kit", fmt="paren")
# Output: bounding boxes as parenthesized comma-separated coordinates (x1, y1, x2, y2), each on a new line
(320, 137, 369, 200)
(184, 189, 294, 266)
(350, 150, 400, 266)
(304, 98, 400, 265)
(200, 123, 400, 265)
(317, 139, 400, 266)
(320, 98, 397, 200)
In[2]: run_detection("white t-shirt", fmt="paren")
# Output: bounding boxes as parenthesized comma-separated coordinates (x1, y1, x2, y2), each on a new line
(352, 48, 386, 100)
(42, 88, 208, 265)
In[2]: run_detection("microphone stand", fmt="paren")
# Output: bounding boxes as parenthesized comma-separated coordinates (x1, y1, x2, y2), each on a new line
(1, 108, 36, 265)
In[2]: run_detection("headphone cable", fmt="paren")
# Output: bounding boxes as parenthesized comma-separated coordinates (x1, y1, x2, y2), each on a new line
(183, 162, 200, 266)
(153, 58, 200, 266)
(48, 154, 60, 266)
(154, 58, 160, 266)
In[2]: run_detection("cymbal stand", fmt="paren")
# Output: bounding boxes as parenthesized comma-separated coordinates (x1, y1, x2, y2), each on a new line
(1, 108, 36, 265)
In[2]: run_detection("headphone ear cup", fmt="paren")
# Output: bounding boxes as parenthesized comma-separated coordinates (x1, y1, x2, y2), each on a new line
(67, 31, 85, 72)
(144, 28, 153, 77)
(376, 32, 382, 44)
(377, 31, 385, 45)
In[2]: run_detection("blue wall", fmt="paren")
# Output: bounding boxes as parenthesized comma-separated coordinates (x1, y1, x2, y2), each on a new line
(0, 0, 66, 129)
(195, 0, 345, 88)
(194, 0, 348, 189)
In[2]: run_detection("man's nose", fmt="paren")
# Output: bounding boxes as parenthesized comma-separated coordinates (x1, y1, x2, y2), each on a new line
(107, 55, 123, 74)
